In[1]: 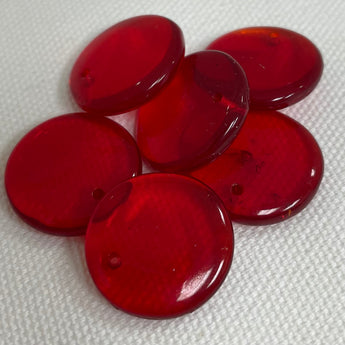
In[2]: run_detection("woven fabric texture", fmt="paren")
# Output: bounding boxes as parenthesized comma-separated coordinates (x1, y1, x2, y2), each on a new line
(0, 0, 344, 344)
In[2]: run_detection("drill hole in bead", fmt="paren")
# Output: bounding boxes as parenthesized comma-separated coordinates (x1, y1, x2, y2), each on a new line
(92, 188, 105, 200)
(212, 92, 223, 102)
(231, 183, 244, 195)
(106, 252, 122, 269)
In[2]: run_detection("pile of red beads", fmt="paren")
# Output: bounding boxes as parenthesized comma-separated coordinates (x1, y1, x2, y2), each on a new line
(5, 15, 323, 319)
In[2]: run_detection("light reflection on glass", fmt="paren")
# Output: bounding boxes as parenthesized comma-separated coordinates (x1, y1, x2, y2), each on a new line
(206, 259, 225, 290)
(176, 266, 213, 302)
(257, 207, 280, 216)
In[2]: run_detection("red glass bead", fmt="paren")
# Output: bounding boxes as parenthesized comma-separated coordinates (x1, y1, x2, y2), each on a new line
(5, 114, 141, 235)
(85, 173, 234, 318)
(189, 110, 323, 225)
(70, 15, 185, 115)
(208, 27, 323, 110)
(137, 50, 249, 172)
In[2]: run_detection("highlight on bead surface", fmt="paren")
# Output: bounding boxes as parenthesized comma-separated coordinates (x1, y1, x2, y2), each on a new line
(70, 15, 185, 115)
(189, 110, 324, 225)
(5, 113, 142, 235)
(207, 27, 323, 110)
(85, 173, 234, 319)
(137, 50, 249, 172)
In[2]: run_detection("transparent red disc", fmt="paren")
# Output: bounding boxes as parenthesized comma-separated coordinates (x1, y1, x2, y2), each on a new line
(85, 173, 234, 318)
(70, 15, 185, 115)
(137, 50, 249, 172)
(5, 114, 141, 235)
(189, 110, 324, 225)
(208, 27, 323, 110)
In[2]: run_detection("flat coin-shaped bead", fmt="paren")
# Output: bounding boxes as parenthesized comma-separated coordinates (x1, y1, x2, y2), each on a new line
(208, 27, 323, 110)
(70, 15, 185, 115)
(5, 114, 141, 235)
(189, 110, 323, 225)
(137, 50, 249, 172)
(85, 173, 234, 318)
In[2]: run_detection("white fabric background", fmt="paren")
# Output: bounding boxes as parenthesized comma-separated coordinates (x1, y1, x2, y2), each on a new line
(0, 0, 344, 344)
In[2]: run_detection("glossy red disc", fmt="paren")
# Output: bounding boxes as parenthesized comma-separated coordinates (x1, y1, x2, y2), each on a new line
(189, 110, 323, 225)
(5, 114, 141, 235)
(137, 50, 249, 172)
(85, 173, 234, 318)
(207, 27, 323, 110)
(70, 15, 185, 115)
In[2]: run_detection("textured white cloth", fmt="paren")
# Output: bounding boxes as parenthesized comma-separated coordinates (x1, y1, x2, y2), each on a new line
(0, 0, 344, 344)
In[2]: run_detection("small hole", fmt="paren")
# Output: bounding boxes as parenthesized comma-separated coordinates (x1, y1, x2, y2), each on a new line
(92, 188, 105, 200)
(256, 161, 265, 173)
(212, 92, 222, 102)
(80, 69, 94, 86)
(240, 150, 253, 163)
(106, 252, 122, 269)
(268, 32, 280, 46)
(231, 183, 244, 195)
